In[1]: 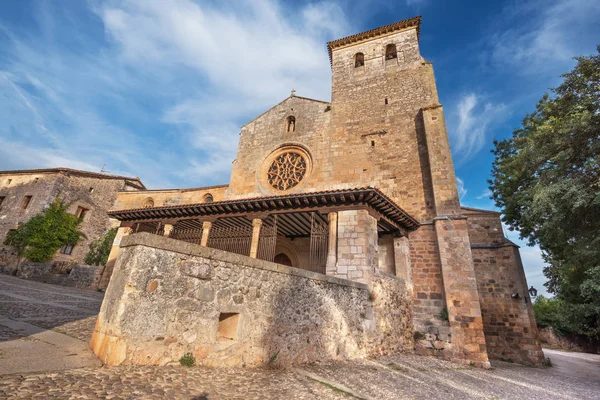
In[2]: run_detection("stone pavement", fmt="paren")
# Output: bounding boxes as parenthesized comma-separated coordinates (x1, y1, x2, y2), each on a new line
(0, 274, 102, 374)
(1, 275, 599, 399)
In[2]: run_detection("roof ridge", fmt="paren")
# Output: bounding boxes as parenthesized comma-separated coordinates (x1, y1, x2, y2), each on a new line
(242, 95, 331, 127)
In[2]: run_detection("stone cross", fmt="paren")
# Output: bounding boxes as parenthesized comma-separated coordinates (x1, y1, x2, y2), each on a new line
(291, 89, 296, 96)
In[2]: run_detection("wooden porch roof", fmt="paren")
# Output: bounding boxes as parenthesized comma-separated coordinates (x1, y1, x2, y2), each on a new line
(108, 187, 420, 231)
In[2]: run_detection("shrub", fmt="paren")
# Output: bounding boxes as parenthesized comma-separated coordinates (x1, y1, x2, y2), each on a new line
(85, 227, 118, 266)
(4, 199, 85, 263)
(179, 352, 195, 367)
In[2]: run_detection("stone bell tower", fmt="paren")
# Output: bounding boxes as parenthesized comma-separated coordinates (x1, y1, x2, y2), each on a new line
(327, 17, 490, 367)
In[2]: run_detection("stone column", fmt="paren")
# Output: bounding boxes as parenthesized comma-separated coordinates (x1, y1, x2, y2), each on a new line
(421, 104, 490, 368)
(200, 221, 212, 246)
(163, 223, 174, 237)
(332, 210, 378, 284)
(98, 224, 131, 289)
(249, 218, 262, 258)
(325, 212, 338, 272)
(393, 236, 412, 291)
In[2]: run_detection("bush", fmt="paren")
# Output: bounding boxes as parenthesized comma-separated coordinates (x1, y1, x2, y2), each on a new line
(439, 307, 449, 322)
(179, 352, 195, 367)
(4, 199, 85, 263)
(85, 228, 118, 266)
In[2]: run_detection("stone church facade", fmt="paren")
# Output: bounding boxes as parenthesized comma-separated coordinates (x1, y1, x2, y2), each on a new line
(92, 17, 543, 368)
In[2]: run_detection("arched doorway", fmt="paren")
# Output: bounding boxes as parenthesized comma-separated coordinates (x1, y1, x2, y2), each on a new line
(274, 253, 293, 267)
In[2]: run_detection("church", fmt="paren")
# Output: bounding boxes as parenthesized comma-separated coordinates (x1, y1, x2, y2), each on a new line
(92, 16, 544, 368)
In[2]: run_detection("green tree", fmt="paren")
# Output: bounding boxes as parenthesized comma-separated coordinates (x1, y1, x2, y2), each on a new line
(85, 227, 117, 266)
(489, 46, 600, 340)
(4, 199, 85, 263)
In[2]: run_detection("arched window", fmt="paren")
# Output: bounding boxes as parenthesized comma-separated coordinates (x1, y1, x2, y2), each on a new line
(203, 193, 214, 203)
(354, 52, 364, 68)
(286, 116, 296, 132)
(386, 44, 397, 60)
(142, 197, 154, 208)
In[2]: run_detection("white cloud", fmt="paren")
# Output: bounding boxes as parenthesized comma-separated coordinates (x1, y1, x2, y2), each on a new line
(456, 176, 467, 200)
(0, 1, 352, 188)
(490, 0, 600, 77)
(476, 188, 492, 200)
(451, 93, 507, 161)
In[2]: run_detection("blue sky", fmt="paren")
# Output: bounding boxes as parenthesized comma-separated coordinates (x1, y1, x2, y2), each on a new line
(1, 0, 599, 296)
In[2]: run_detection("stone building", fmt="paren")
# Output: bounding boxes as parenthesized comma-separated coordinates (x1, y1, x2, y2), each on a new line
(92, 17, 543, 368)
(0, 168, 145, 270)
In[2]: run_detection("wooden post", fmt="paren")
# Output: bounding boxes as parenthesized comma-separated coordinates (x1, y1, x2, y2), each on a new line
(326, 212, 338, 271)
(200, 221, 212, 247)
(249, 218, 262, 258)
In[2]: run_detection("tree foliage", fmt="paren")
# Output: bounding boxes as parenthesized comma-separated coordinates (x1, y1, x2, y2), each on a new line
(85, 227, 117, 266)
(490, 46, 600, 340)
(4, 199, 85, 263)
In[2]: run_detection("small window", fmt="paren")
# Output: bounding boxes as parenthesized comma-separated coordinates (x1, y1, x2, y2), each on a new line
(59, 244, 74, 255)
(22, 195, 32, 209)
(371, 140, 375, 147)
(218, 313, 239, 340)
(386, 44, 397, 60)
(384, 98, 388, 105)
(354, 52, 364, 68)
(75, 206, 89, 219)
(203, 193, 214, 203)
(7, 179, 12, 185)
(89, 187, 94, 193)
(0, 196, 5, 206)
(286, 116, 296, 132)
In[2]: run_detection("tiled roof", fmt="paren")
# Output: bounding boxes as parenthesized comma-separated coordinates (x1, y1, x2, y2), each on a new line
(109, 187, 420, 231)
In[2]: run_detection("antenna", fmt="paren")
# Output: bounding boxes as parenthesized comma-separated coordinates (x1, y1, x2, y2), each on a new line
(100, 164, 109, 174)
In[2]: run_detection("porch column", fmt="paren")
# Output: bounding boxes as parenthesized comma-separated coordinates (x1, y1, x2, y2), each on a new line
(333, 210, 378, 284)
(163, 223, 174, 237)
(249, 218, 263, 258)
(393, 236, 412, 291)
(326, 212, 338, 271)
(200, 221, 212, 247)
(98, 224, 132, 289)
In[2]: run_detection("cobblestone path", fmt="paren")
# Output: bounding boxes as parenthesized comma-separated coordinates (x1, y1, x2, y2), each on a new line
(1, 275, 599, 399)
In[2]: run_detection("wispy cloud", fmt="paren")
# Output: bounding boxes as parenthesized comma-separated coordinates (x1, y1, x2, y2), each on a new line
(0, 0, 352, 188)
(476, 188, 492, 200)
(456, 176, 467, 200)
(489, 0, 600, 78)
(450, 93, 507, 162)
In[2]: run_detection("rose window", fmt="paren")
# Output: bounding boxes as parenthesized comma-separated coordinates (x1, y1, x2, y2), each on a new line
(267, 152, 307, 191)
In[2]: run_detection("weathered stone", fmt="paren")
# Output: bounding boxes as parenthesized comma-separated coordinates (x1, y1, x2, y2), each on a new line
(179, 260, 213, 280)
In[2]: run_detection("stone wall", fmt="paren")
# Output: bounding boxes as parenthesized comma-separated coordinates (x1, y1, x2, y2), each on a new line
(472, 245, 544, 366)
(114, 185, 229, 210)
(68, 264, 104, 289)
(15, 262, 53, 278)
(0, 170, 142, 268)
(91, 233, 413, 367)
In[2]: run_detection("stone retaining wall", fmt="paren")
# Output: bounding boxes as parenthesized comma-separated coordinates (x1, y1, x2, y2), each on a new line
(91, 233, 413, 367)
(68, 265, 103, 289)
